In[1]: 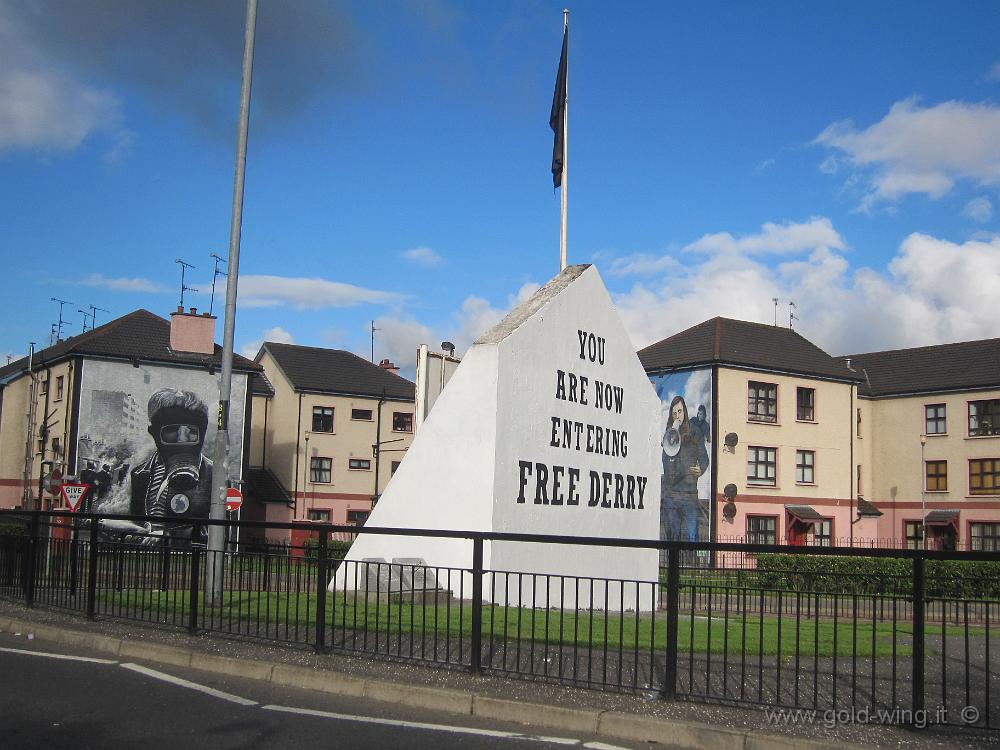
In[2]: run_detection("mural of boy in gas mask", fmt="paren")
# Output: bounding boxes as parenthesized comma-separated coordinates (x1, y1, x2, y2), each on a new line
(129, 388, 213, 544)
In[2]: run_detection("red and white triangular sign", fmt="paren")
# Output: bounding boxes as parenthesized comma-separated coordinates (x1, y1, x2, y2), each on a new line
(61, 483, 89, 512)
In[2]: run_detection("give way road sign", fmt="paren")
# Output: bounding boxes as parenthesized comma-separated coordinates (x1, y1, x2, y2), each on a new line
(61, 483, 89, 512)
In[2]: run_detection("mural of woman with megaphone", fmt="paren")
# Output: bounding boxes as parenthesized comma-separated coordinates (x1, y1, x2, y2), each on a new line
(660, 395, 709, 544)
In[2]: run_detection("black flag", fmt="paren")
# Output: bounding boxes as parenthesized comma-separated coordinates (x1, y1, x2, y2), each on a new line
(549, 27, 567, 188)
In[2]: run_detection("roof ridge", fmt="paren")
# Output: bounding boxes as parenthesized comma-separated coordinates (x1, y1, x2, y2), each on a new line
(845, 336, 1000, 359)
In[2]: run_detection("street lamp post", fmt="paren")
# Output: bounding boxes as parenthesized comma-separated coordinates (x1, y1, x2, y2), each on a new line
(920, 433, 927, 550)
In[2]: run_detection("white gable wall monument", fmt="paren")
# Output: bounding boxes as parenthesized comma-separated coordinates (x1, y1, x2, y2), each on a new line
(332, 265, 661, 609)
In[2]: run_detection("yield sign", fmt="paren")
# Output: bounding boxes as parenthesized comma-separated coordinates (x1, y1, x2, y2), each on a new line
(61, 483, 89, 512)
(225, 486, 243, 512)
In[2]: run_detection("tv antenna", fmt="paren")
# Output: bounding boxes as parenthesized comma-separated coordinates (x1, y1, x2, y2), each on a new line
(772, 298, 779, 326)
(370, 320, 380, 363)
(77, 309, 91, 333)
(175, 259, 197, 308)
(88, 304, 109, 329)
(50, 297, 73, 341)
(208, 253, 227, 316)
(789, 301, 798, 329)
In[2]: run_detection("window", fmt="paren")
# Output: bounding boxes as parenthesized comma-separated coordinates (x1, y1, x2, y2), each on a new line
(312, 406, 334, 433)
(925, 460, 948, 492)
(748, 381, 777, 423)
(55, 376, 64, 400)
(307, 509, 331, 522)
(392, 411, 413, 432)
(391, 461, 401, 475)
(795, 450, 815, 484)
(746, 515, 777, 545)
(925, 404, 946, 435)
(969, 399, 1000, 437)
(52, 437, 61, 456)
(796, 387, 815, 421)
(351, 408, 373, 421)
(969, 458, 1000, 495)
(971, 523, 1000, 552)
(814, 519, 833, 547)
(856, 407, 862, 438)
(347, 510, 370, 526)
(40, 378, 48, 396)
(904, 521, 923, 550)
(348, 458, 371, 470)
(747, 446, 777, 486)
(857, 464, 862, 493)
(310, 457, 332, 483)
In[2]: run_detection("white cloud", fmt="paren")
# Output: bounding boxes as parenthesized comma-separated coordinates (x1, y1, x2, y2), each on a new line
(238, 275, 401, 310)
(815, 99, 1000, 209)
(240, 325, 294, 359)
(685, 217, 847, 256)
(73, 274, 167, 293)
(0, 7, 124, 154)
(453, 282, 540, 350)
(605, 253, 681, 278)
(611, 222, 1000, 357)
(370, 316, 436, 377)
(401, 246, 443, 267)
(963, 196, 993, 223)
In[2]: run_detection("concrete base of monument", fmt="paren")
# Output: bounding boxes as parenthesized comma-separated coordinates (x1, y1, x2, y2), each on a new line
(332, 265, 663, 612)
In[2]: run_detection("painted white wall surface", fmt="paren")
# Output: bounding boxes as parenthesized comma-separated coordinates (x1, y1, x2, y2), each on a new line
(333, 265, 661, 610)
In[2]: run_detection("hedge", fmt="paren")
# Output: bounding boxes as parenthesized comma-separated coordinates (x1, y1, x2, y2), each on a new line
(755, 553, 1000, 599)
(302, 537, 353, 564)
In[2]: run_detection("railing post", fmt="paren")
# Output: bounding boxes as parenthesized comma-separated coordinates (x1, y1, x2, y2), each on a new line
(662, 546, 680, 700)
(315, 527, 328, 653)
(159, 536, 171, 592)
(470, 536, 484, 674)
(189, 524, 202, 635)
(912, 554, 925, 718)
(86, 515, 100, 619)
(23, 512, 41, 607)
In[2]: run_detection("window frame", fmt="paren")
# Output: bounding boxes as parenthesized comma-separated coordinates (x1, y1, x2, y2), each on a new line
(796, 387, 815, 422)
(813, 518, 833, 547)
(390, 460, 402, 476)
(309, 456, 332, 484)
(795, 449, 816, 484)
(747, 381, 778, 424)
(350, 408, 374, 421)
(969, 458, 1000, 496)
(904, 520, 923, 550)
(971, 522, 1000, 552)
(55, 375, 64, 401)
(924, 460, 948, 492)
(968, 399, 1000, 437)
(392, 411, 413, 433)
(747, 445, 777, 486)
(311, 406, 335, 433)
(924, 403, 946, 435)
(746, 515, 777, 545)
(348, 458, 372, 471)
(307, 509, 331, 522)
(346, 509, 370, 526)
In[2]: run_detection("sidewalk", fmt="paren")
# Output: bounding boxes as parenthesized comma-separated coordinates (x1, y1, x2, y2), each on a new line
(1, 601, 994, 749)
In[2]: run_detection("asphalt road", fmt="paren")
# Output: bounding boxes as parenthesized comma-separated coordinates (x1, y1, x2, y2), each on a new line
(0, 631, 659, 750)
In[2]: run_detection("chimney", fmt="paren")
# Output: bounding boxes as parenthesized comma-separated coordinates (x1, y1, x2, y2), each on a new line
(170, 307, 216, 355)
(378, 358, 400, 376)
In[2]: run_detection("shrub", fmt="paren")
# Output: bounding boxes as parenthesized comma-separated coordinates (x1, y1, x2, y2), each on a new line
(755, 553, 1000, 599)
(302, 536, 352, 566)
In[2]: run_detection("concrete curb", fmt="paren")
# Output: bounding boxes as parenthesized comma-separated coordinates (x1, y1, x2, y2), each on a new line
(1, 615, 866, 750)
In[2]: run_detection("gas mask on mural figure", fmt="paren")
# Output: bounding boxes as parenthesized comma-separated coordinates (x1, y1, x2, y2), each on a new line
(144, 395, 211, 519)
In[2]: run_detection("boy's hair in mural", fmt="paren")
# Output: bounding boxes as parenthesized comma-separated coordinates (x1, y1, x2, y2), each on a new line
(147, 388, 209, 427)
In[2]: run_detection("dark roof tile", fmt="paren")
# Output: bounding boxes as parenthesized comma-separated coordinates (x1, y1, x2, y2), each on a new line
(263, 342, 414, 401)
(845, 338, 1000, 397)
(638, 317, 861, 382)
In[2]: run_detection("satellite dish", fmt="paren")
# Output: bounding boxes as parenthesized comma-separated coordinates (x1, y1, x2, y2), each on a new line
(724, 433, 739, 449)
(722, 500, 737, 522)
(723, 483, 738, 500)
(661, 426, 681, 457)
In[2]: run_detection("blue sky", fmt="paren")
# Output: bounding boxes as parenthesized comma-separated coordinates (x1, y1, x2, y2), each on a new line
(2, 0, 999, 378)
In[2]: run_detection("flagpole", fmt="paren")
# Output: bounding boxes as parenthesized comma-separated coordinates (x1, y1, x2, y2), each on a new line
(559, 9, 569, 272)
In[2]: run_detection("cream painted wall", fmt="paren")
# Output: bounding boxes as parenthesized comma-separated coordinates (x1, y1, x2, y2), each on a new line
(715, 368, 857, 501)
(257, 349, 415, 522)
(866, 389, 1000, 538)
(0, 359, 76, 509)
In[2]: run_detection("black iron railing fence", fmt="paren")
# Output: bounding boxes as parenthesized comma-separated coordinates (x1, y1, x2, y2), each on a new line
(1, 509, 998, 731)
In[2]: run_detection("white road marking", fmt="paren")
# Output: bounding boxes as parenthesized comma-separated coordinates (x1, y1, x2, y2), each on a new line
(0, 646, 118, 665)
(120, 662, 258, 706)
(262, 704, 589, 745)
(583, 743, 635, 750)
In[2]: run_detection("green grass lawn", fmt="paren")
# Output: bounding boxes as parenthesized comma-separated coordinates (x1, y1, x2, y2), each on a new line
(93, 588, 957, 658)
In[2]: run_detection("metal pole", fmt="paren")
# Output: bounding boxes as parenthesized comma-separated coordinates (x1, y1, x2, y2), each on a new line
(208, 0, 257, 605)
(559, 9, 569, 272)
(920, 435, 926, 551)
(21, 343, 37, 510)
